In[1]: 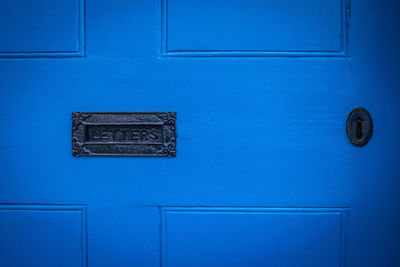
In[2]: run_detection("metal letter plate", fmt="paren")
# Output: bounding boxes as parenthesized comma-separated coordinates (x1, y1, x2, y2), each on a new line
(72, 112, 176, 157)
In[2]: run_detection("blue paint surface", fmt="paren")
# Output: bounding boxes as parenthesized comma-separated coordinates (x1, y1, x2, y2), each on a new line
(0, 0, 400, 266)
(164, 0, 346, 56)
(0, 206, 86, 266)
(162, 208, 348, 267)
(0, 0, 84, 57)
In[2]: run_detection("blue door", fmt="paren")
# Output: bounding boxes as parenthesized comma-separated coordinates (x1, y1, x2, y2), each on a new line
(1, 0, 399, 266)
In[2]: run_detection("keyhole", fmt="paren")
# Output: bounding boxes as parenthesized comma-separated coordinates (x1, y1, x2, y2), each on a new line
(346, 107, 373, 147)
(356, 116, 363, 140)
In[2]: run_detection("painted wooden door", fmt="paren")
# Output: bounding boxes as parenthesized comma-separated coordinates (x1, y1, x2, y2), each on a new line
(1, 0, 399, 266)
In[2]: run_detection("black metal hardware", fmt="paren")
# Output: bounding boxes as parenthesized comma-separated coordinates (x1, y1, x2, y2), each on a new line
(346, 107, 373, 147)
(72, 112, 176, 157)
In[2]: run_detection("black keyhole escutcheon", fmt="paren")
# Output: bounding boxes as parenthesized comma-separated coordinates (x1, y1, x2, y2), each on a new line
(346, 107, 373, 147)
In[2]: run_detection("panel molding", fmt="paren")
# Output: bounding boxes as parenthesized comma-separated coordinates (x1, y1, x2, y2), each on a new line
(0, 0, 85, 58)
(160, 207, 350, 267)
(0, 204, 88, 267)
(160, 0, 350, 57)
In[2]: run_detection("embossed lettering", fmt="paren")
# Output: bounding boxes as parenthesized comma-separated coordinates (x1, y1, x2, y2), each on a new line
(85, 124, 163, 144)
(149, 129, 159, 140)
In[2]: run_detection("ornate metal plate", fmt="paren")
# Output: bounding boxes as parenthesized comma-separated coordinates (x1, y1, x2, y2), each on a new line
(72, 112, 176, 157)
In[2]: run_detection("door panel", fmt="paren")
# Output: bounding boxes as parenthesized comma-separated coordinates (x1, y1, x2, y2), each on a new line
(162, 207, 348, 267)
(0, 205, 86, 267)
(0, 0, 84, 57)
(0, 0, 399, 266)
(163, 0, 347, 56)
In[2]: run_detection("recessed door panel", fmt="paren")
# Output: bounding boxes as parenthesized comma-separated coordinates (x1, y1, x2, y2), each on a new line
(162, 207, 348, 267)
(163, 0, 348, 56)
(0, 206, 86, 267)
(0, 0, 84, 57)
